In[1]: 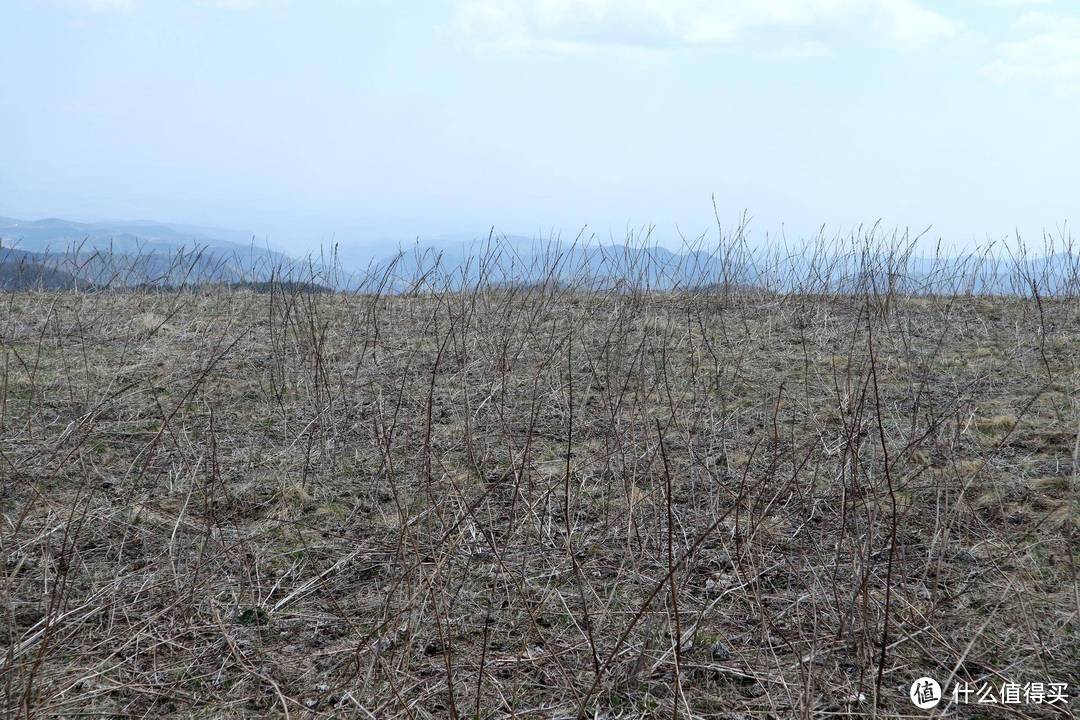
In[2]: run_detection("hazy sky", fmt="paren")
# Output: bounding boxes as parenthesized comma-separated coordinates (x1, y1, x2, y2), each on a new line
(1, 0, 1078, 253)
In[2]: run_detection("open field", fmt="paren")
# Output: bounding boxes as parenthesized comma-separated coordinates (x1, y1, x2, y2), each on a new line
(1, 273, 1078, 717)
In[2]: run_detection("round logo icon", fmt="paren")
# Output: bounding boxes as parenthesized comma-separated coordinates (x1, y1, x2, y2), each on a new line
(910, 677, 942, 709)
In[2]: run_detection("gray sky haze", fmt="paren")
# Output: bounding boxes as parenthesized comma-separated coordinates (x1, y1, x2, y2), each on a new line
(1, 0, 1077, 254)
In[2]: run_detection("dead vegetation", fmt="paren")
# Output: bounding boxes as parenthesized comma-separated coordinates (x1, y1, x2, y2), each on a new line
(1, 238, 1078, 718)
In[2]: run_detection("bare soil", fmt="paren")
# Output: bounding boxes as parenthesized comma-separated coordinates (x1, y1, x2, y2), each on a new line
(1, 287, 1077, 718)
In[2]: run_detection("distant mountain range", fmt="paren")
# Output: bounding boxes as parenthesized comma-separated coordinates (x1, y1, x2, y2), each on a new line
(0, 247, 81, 290)
(2, 216, 1077, 295)
(366, 234, 1080, 295)
(365, 236, 735, 292)
(0, 216, 262, 255)
(0, 216, 297, 289)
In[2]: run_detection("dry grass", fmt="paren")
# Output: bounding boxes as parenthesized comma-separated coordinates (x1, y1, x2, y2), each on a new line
(1, 278, 1078, 718)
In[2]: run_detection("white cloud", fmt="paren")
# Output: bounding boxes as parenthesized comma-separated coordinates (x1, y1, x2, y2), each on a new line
(878, 0, 956, 47)
(984, 13, 1080, 93)
(453, 0, 958, 57)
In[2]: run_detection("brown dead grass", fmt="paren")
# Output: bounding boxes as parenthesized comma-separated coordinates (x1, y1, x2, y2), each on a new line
(0, 287, 1077, 718)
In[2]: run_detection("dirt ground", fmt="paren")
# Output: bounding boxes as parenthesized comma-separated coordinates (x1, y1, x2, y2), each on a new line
(1, 286, 1077, 718)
